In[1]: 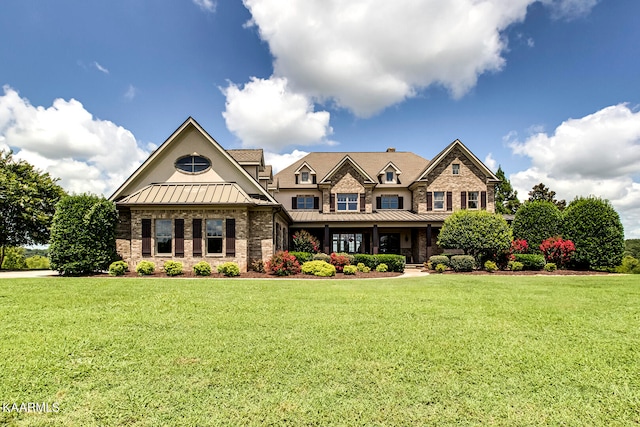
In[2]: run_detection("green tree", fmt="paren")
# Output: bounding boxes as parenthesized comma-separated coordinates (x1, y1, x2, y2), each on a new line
(624, 239, 640, 259)
(494, 166, 521, 214)
(49, 194, 119, 275)
(562, 196, 624, 270)
(0, 151, 65, 268)
(437, 210, 512, 261)
(528, 182, 566, 210)
(512, 201, 563, 252)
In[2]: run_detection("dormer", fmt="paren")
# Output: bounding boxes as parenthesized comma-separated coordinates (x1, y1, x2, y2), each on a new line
(294, 162, 317, 184)
(378, 161, 402, 184)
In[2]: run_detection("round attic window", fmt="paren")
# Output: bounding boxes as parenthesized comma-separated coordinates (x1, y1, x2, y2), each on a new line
(175, 155, 211, 174)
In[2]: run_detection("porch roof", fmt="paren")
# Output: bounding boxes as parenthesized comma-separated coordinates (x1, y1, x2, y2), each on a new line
(116, 183, 277, 206)
(289, 210, 450, 225)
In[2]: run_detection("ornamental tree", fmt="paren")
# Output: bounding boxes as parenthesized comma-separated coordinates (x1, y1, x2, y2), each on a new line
(292, 229, 320, 253)
(512, 201, 562, 252)
(540, 236, 575, 268)
(437, 210, 512, 261)
(49, 194, 119, 275)
(562, 196, 624, 270)
(0, 151, 65, 268)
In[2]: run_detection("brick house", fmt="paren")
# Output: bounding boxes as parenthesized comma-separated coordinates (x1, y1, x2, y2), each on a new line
(111, 118, 499, 270)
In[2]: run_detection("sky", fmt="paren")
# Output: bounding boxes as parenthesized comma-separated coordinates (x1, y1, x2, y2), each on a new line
(1, 0, 639, 237)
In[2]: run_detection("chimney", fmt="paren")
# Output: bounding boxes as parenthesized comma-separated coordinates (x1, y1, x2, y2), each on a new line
(386, 147, 396, 152)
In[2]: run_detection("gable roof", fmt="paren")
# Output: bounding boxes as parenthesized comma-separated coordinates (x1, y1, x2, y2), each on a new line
(416, 139, 499, 183)
(276, 151, 429, 187)
(227, 149, 264, 166)
(109, 117, 277, 204)
(319, 155, 376, 184)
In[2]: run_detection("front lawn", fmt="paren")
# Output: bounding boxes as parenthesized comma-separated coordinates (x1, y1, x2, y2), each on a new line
(1, 275, 639, 426)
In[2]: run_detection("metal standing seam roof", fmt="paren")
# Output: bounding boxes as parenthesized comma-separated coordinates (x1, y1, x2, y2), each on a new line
(116, 183, 276, 205)
(289, 210, 451, 223)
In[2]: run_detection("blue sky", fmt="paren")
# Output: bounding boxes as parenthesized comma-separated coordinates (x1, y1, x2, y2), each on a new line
(1, 0, 639, 237)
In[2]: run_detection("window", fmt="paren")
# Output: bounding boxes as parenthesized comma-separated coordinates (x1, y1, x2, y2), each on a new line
(468, 191, 479, 209)
(434, 191, 445, 210)
(301, 171, 310, 183)
(379, 233, 400, 254)
(156, 219, 172, 254)
(381, 195, 399, 209)
(175, 155, 211, 174)
(296, 195, 314, 210)
(452, 163, 460, 175)
(337, 193, 358, 211)
(332, 233, 363, 253)
(206, 219, 223, 254)
(386, 171, 394, 183)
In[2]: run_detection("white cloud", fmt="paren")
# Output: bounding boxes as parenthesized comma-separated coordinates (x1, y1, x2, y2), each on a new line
(265, 149, 309, 174)
(0, 86, 149, 196)
(193, 0, 216, 13)
(124, 84, 137, 101)
(222, 76, 333, 152)
(508, 104, 640, 238)
(93, 61, 109, 74)
(484, 153, 497, 172)
(241, 0, 598, 118)
(540, 0, 599, 20)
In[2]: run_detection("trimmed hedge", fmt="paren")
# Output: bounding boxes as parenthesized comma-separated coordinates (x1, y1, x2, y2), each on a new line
(512, 201, 562, 252)
(429, 255, 450, 268)
(450, 255, 475, 272)
(193, 261, 212, 276)
(108, 260, 128, 276)
(136, 261, 155, 276)
(163, 260, 183, 277)
(301, 260, 336, 277)
(217, 262, 240, 277)
(514, 254, 546, 271)
(289, 251, 314, 264)
(343, 265, 358, 275)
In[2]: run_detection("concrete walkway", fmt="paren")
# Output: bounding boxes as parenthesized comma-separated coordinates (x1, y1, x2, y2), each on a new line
(0, 270, 59, 279)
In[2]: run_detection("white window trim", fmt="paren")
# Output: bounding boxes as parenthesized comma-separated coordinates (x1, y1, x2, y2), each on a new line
(433, 191, 445, 211)
(468, 191, 479, 210)
(337, 193, 359, 211)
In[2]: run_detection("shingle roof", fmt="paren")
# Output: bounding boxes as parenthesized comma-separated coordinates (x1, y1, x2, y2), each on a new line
(227, 149, 264, 164)
(275, 151, 430, 187)
(117, 183, 276, 205)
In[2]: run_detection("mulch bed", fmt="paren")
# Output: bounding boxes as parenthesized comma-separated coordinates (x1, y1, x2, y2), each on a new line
(439, 269, 612, 275)
(105, 270, 404, 279)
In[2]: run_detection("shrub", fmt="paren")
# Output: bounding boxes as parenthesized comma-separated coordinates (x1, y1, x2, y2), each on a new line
(250, 259, 265, 273)
(266, 251, 300, 276)
(25, 255, 50, 270)
(616, 256, 640, 274)
(435, 263, 447, 274)
(450, 255, 475, 272)
(1, 247, 26, 270)
(508, 261, 524, 271)
(438, 210, 512, 261)
(376, 263, 388, 272)
(136, 261, 155, 276)
(510, 239, 529, 254)
(217, 262, 240, 277)
(484, 260, 498, 272)
(163, 260, 183, 276)
(343, 265, 358, 275)
(544, 262, 557, 272)
(562, 196, 625, 270)
(49, 194, 118, 275)
(514, 254, 545, 270)
(375, 254, 405, 272)
(289, 251, 313, 264)
(301, 260, 336, 277)
(512, 201, 563, 252)
(540, 237, 575, 268)
(330, 252, 351, 273)
(291, 230, 320, 253)
(356, 262, 370, 273)
(193, 261, 212, 276)
(108, 260, 129, 276)
(312, 253, 331, 262)
(429, 255, 450, 269)
(353, 254, 376, 270)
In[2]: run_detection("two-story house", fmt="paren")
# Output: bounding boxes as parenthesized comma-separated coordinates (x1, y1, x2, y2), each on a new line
(111, 118, 499, 270)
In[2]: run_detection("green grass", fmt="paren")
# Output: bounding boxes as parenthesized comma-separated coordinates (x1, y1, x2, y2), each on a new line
(1, 275, 639, 426)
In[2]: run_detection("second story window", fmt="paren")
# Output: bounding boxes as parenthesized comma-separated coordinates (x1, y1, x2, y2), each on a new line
(452, 163, 460, 175)
(433, 191, 445, 210)
(386, 171, 394, 183)
(381, 195, 399, 209)
(301, 171, 310, 183)
(296, 195, 314, 210)
(468, 191, 479, 209)
(337, 193, 358, 211)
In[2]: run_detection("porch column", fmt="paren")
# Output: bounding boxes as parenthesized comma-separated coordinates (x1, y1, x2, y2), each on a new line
(426, 224, 432, 260)
(324, 224, 330, 254)
(372, 224, 379, 254)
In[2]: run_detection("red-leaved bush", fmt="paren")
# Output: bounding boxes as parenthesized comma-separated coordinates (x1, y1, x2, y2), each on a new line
(330, 252, 351, 273)
(540, 237, 575, 268)
(265, 251, 300, 276)
(511, 239, 529, 254)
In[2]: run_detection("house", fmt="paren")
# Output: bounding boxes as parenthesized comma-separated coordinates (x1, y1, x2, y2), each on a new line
(111, 118, 499, 270)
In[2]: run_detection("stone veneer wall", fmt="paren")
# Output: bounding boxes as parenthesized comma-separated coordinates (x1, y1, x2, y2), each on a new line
(115, 208, 132, 262)
(119, 207, 277, 272)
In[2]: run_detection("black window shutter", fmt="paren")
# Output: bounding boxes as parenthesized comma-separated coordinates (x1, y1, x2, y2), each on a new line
(330, 194, 335, 212)
(292, 196, 297, 209)
(226, 218, 236, 257)
(376, 197, 381, 210)
(481, 191, 487, 209)
(313, 197, 320, 210)
(175, 219, 184, 257)
(360, 194, 366, 212)
(142, 219, 151, 256)
(446, 192, 452, 211)
(312, 175, 317, 184)
(398, 196, 404, 209)
(192, 219, 202, 257)
(461, 192, 467, 209)
(295, 175, 299, 184)
(426, 192, 433, 211)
